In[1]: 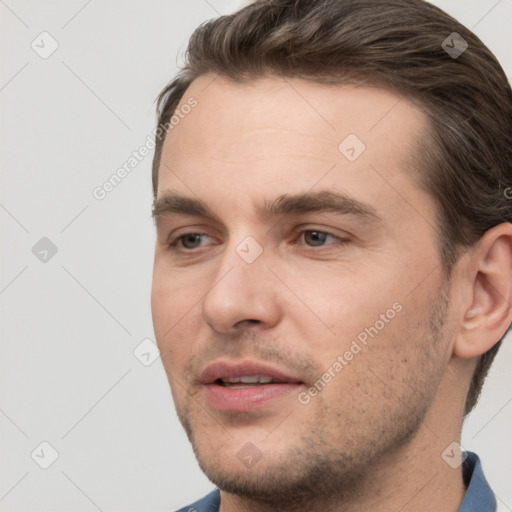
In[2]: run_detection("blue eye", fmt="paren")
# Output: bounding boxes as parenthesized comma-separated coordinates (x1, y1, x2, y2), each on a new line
(170, 233, 213, 250)
(300, 230, 341, 247)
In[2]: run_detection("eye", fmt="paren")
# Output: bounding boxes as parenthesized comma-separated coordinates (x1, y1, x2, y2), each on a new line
(167, 229, 346, 252)
(169, 233, 215, 250)
(299, 230, 343, 247)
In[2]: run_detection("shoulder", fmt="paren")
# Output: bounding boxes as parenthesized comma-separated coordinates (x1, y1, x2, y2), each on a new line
(174, 489, 221, 512)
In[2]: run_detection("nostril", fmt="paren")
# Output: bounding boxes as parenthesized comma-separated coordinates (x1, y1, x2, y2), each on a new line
(234, 319, 261, 329)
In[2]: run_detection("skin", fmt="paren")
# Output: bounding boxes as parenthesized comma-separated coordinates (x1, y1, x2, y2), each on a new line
(151, 74, 512, 512)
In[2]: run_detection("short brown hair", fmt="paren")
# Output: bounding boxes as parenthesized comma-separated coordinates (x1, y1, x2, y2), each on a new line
(152, 0, 512, 414)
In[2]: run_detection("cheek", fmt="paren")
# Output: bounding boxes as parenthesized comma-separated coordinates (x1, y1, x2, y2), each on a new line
(304, 306, 431, 420)
(282, 266, 405, 343)
(282, 260, 436, 385)
(151, 261, 204, 327)
(151, 272, 203, 371)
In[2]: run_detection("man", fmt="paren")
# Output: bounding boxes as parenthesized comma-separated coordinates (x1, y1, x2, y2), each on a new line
(150, 0, 512, 510)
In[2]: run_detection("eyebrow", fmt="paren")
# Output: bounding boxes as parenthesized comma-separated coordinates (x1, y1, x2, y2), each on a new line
(152, 189, 381, 227)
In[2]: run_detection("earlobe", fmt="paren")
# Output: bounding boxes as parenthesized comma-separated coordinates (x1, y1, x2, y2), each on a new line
(454, 223, 512, 359)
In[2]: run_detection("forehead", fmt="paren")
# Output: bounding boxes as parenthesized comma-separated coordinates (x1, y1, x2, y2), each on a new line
(157, 74, 432, 222)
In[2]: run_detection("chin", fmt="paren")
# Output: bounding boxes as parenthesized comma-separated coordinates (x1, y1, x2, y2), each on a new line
(190, 432, 368, 508)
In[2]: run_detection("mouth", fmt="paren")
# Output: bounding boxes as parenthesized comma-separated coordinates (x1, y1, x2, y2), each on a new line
(200, 360, 304, 412)
(215, 375, 286, 388)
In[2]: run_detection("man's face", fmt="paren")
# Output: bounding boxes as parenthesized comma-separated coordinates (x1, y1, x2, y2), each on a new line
(151, 75, 455, 500)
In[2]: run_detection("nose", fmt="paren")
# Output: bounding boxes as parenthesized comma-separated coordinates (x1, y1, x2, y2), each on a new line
(201, 242, 282, 335)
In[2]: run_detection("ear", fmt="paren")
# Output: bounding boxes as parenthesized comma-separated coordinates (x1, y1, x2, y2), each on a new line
(454, 222, 512, 359)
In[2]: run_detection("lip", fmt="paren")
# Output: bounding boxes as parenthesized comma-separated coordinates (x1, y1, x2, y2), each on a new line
(200, 359, 304, 412)
(200, 359, 302, 384)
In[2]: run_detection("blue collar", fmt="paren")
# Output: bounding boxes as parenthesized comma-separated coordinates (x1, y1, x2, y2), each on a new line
(458, 451, 496, 511)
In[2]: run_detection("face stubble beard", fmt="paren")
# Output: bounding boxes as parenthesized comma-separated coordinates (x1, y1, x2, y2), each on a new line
(172, 287, 451, 512)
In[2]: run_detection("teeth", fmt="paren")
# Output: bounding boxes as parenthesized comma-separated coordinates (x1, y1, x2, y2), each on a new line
(221, 375, 276, 384)
(254, 376, 273, 384)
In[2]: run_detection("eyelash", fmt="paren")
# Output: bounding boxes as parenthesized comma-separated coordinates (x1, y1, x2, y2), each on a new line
(167, 229, 348, 252)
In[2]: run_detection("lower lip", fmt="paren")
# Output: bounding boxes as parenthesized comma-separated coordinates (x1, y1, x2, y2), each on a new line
(203, 382, 302, 412)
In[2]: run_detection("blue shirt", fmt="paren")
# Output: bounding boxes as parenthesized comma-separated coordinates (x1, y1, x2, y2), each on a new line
(175, 451, 496, 512)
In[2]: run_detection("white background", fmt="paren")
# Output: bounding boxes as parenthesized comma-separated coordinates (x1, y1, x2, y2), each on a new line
(0, 1, 511, 510)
